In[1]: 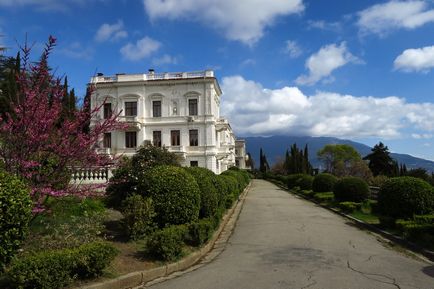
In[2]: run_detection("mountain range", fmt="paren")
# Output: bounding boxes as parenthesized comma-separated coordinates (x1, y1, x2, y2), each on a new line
(243, 135, 434, 173)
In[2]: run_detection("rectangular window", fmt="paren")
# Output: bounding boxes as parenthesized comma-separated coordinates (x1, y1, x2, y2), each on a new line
(125, 102, 137, 116)
(103, 133, 111, 148)
(188, 99, 198, 116)
(153, 100, 161, 117)
(125, 131, 137, 148)
(190, 161, 198, 167)
(103, 103, 112, 119)
(189, 129, 198, 146)
(171, 130, 180, 146)
(153, 131, 162, 147)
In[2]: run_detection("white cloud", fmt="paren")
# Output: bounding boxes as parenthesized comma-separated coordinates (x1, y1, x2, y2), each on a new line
(412, 133, 433, 139)
(307, 20, 342, 32)
(295, 42, 360, 86)
(58, 41, 93, 60)
(95, 20, 128, 42)
(152, 54, 178, 66)
(357, 0, 434, 36)
(394, 45, 434, 72)
(221, 75, 434, 138)
(143, 0, 304, 45)
(120, 37, 161, 61)
(284, 40, 302, 58)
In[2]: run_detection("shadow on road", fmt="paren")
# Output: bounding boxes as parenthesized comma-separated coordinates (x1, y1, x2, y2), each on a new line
(422, 265, 434, 278)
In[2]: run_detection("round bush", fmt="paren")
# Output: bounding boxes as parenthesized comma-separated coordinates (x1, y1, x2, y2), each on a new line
(378, 177, 434, 219)
(333, 177, 369, 202)
(0, 170, 32, 269)
(219, 175, 239, 208)
(147, 225, 187, 261)
(312, 173, 338, 192)
(185, 167, 219, 219)
(287, 174, 313, 190)
(146, 165, 200, 227)
(212, 175, 230, 209)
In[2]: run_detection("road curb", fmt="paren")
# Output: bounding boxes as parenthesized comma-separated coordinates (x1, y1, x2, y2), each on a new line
(272, 181, 434, 263)
(78, 182, 251, 289)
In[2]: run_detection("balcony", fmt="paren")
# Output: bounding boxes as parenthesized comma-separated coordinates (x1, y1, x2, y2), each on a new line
(168, 146, 187, 159)
(91, 70, 214, 84)
(216, 118, 231, 132)
(118, 115, 140, 130)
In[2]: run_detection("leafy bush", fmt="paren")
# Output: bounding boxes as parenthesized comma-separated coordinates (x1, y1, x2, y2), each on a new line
(287, 174, 313, 190)
(7, 242, 117, 289)
(185, 167, 219, 219)
(0, 170, 32, 269)
(369, 175, 389, 188)
(212, 175, 230, 209)
(147, 225, 187, 261)
(219, 175, 239, 208)
(338, 202, 361, 213)
(333, 177, 369, 202)
(413, 214, 434, 224)
(313, 192, 334, 203)
(106, 145, 180, 208)
(72, 241, 118, 279)
(312, 173, 337, 192)
(185, 219, 214, 247)
(146, 165, 200, 227)
(121, 194, 156, 240)
(378, 177, 434, 219)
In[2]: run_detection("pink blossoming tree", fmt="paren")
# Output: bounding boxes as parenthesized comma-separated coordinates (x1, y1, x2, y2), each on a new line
(0, 36, 123, 213)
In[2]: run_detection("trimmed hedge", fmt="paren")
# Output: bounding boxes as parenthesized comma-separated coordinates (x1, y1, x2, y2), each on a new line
(0, 170, 32, 270)
(7, 242, 117, 289)
(313, 192, 334, 203)
(147, 225, 187, 261)
(378, 176, 434, 219)
(333, 177, 369, 202)
(312, 173, 337, 193)
(338, 202, 361, 214)
(185, 219, 214, 247)
(146, 165, 201, 228)
(287, 174, 313, 191)
(121, 194, 156, 240)
(185, 167, 219, 219)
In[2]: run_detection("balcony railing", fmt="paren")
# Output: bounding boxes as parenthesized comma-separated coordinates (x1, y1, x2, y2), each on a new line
(91, 70, 214, 84)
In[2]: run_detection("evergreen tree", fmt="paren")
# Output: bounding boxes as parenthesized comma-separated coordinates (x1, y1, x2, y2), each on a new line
(259, 148, 269, 173)
(0, 52, 21, 119)
(363, 142, 396, 176)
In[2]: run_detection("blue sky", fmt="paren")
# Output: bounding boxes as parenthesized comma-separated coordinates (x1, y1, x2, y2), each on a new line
(2, 0, 434, 160)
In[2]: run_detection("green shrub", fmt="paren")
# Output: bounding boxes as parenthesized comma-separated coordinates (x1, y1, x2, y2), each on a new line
(146, 165, 201, 227)
(185, 219, 214, 247)
(379, 216, 396, 228)
(369, 175, 389, 188)
(147, 225, 187, 261)
(0, 170, 32, 269)
(338, 202, 361, 214)
(72, 241, 118, 278)
(219, 175, 239, 208)
(414, 214, 434, 224)
(312, 173, 337, 192)
(333, 177, 369, 202)
(378, 177, 434, 219)
(185, 167, 219, 219)
(313, 192, 334, 203)
(287, 174, 313, 190)
(212, 175, 230, 210)
(221, 169, 250, 194)
(7, 242, 117, 289)
(121, 194, 156, 240)
(106, 145, 180, 208)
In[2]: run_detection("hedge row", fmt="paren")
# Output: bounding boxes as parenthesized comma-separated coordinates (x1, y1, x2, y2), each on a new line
(6, 242, 118, 289)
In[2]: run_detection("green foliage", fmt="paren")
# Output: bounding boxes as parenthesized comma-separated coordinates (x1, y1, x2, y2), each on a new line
(6, 242, 117, 289)
(317, 144, 363, 177)
(212, 175, 230, 209)
(219, 175, 239, 208)
(147, 225, 187, 261)
(313, 192, 334, 203)
(146, 165, 200, 227)
(284, 143, 313, 175)
(363, 142, 396, 176)
(369, 175, 389, 187)
(287, 174, 313, 190)
(413, 214, 434, 224)
(312, 173, 338, 192)
(259, 148, 270, 173)
(185, 219, 214, 247)
(378, 177, 434, 219)
(221, 169, 249, 194)
(333, 177, 369, 202)
(406, 168, 430, 181)
(121, 194, 156, 240)
(338, 202, 361, 213)
(106, 145, 180, 208)
(185, 167, 219, 219)
(0, 170, 32, 270)
(27, 197, 106, 250)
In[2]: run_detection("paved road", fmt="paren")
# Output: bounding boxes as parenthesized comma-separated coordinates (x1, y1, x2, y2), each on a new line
(147, 180, 434, 289)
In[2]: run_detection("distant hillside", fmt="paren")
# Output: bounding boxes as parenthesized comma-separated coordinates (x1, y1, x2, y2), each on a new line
(243, 135, 434, 172)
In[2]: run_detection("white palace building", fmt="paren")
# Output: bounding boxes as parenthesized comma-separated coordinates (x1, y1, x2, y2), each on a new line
(90, 70, 246, 174)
